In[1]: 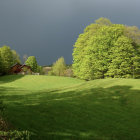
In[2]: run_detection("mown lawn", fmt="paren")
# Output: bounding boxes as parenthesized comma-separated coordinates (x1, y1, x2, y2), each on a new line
(0, 75, 140, 140)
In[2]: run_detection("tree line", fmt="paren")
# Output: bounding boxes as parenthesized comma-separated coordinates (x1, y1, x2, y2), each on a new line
(0, 45, 43, 75)
(72, 18, 140, 80)
(1, 18, 140, 80)
(0, 45, 72, 76)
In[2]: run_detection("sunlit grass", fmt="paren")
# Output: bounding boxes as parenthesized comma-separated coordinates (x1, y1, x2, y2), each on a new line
(0, 75, 140, 140)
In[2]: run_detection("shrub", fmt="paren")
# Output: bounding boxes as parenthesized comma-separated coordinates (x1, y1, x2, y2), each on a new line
(0, 130, 31, 140)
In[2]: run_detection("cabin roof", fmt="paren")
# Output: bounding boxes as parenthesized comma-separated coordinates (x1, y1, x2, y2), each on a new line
(11, 63, 32, 70)
(11, 63, 22, 68)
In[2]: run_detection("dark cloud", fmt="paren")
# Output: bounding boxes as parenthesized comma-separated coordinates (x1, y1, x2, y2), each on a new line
(0, 0, 139, 65)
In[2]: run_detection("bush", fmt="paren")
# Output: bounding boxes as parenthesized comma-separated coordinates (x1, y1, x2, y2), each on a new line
(0, 130, 31, 140)
(48, 70, 55, 76)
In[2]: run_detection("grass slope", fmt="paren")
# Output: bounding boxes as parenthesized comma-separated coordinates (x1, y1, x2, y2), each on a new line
(0, 75, 140, 140)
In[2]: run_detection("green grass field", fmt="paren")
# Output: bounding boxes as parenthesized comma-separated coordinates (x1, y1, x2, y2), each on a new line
(0, 75, 140, 140)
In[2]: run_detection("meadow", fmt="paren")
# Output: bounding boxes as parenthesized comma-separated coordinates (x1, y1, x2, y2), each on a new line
(0, 75, 140, 140)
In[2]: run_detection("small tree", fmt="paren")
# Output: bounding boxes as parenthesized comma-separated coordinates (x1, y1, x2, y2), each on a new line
(25, 56, 38, 72)
(0, 46, 14, 74)
(51, 57, 66, 76)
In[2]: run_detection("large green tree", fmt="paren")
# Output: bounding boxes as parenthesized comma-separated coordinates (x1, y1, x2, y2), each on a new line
(25, 56, 38, 72)
(73, 18, 140, 80)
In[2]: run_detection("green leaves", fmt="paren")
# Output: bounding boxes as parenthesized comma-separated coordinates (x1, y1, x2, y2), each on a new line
(95, 17, 112, 26)
(106, 36, 134, 78)
(25, 56, 38, 72)
(49, 57, 66, 76)
(0, 46, 15, 74)
(0, 130, 31, 140)
(73, 18, 140, 80)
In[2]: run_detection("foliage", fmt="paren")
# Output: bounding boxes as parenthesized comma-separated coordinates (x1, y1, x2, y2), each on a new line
(22, 67, 32, 75)
(95, 17, 112, 26)
(106, 36, 135, 78)
(73, 18, 140, 80)
(124, 26, 140, 45)
(0, 46, 21, 75)
(0, 46, 14, 74)
(25, 56, 38, 72)
(37, 65, 44, 74)
(0, 130, 31, 140)
(49, 57, 66, 76)
(48, 70, 54, 76)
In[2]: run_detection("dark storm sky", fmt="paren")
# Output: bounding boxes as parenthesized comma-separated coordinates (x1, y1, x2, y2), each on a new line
(0, 0, 140, 65)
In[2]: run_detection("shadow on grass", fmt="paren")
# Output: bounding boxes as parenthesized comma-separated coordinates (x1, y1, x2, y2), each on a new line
(0, 75, 24, 84)
(0, 85, 140, 140)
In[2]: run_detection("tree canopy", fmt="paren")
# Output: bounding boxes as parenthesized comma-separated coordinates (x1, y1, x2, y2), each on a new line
(25, 56, 38, 72)
(0, 46, 16, 74)
(73, 18, 140, 80)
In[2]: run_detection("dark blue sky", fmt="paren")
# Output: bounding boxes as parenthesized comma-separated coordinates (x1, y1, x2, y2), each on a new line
(0, 0, 140, 65)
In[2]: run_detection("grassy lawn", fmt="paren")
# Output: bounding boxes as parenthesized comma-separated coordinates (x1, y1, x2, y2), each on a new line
(0, 75, 140, 140)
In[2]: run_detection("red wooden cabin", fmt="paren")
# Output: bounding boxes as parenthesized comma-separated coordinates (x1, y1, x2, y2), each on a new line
(10, 63, 32, 74)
